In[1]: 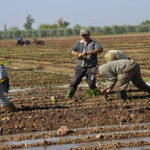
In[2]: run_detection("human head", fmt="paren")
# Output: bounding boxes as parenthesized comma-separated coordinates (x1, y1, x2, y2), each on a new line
(98, 64, 107, 78)
(104, 51, 117, 62)
(80, 28, 90, 40)
(80, 28, 90, 36)
(91, 67, 101, 78)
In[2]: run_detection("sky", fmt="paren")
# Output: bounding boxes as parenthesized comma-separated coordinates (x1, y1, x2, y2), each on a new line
(0, 0, 150, 30)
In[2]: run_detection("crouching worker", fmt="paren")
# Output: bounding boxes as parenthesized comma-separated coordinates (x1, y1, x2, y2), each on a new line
(0, 63, 16, 112)
(65, 28, 103, 98)
(98, 59, 150, 100)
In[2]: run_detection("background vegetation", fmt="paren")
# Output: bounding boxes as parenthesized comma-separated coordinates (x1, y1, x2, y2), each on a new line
(1, 15, 150, 39)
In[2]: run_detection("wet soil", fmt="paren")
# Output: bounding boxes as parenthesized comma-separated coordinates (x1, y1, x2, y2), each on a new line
(1, 34, 150, 149)
(0, 84, 150, 149)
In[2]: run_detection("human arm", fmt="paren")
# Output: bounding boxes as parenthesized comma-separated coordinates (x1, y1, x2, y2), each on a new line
(101, 80, 116, 94)
(71, 50, 85, 59)
(84, 41, 103, 56)
(84, 48, 101, 56)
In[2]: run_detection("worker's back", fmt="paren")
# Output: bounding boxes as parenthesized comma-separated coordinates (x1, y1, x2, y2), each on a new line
(105, 50, 129, 62)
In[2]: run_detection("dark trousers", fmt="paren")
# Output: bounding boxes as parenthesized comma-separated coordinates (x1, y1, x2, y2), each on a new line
(117, 90, 127, 100)
(69, 66, 97, 93)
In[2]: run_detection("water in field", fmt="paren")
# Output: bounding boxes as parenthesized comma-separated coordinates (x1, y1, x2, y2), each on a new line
(15, 137, 150, 150)
(1, 122, 150, 150)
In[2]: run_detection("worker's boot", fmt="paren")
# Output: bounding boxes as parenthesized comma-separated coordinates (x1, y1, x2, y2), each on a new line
(85, 88, 100, 97)
(117, 90, 127, 100)
(65, 90, 74, 99)
(3, 103, 17, 113)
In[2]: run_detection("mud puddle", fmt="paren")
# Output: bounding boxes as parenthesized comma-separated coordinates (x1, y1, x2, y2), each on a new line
(1, 122, 150, 139)
(1, 129, 150, 146)
(16, 137, 150, 150)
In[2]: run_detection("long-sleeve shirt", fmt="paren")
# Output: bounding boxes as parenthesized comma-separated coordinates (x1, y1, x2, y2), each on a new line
(99, 59, 134, 89)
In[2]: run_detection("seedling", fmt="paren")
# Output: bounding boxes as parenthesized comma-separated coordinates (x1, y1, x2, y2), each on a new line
(51, 96, 57, 104)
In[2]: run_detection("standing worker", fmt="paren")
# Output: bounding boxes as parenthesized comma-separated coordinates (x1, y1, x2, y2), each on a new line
(0, 63, 16, 112)
(66, 28, 103, 98)
(104, 50, 130, 99)
(98, 59, 150, 100)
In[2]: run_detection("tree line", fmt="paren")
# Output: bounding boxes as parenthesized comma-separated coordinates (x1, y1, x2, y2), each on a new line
(1, 15, 150, 39)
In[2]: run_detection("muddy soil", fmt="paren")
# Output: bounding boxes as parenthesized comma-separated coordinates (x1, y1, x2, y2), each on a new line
(1, 34, 150, 149)
(0, 84, 150, 149)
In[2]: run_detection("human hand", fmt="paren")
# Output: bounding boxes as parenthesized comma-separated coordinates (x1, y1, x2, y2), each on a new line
(100, 89, 106, 94)
(77, 53, 83, 58)
(106, 88, 111, 93)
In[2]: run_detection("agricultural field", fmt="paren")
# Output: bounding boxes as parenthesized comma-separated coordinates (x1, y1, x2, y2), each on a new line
(0, 33, 150, 149)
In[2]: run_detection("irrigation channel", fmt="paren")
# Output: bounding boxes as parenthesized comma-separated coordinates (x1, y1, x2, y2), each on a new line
(0, 122, 150, 149)
(1, 80, 150, 149)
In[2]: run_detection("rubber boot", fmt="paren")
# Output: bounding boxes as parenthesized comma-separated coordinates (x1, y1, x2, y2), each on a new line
(85, 88, 100, 97)
(65, 90, 75, 99)
(117, 90, 127, 100)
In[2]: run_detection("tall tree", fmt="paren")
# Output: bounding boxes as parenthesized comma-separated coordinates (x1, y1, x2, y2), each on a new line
(23, 15, 34, 30)
(4, 24, 7, 31)
(57, 17, 70, 28)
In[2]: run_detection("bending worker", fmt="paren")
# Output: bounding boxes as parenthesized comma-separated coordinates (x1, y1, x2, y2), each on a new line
(0, 63, 16, 112)
(105, 50, 130, 62)
(66, 28, 103, 98)
(98, 59, 150, 100)
(104, 50, 130, 99)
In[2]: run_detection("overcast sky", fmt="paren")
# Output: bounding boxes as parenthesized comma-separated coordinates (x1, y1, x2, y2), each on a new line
(0, 0, 150, 30)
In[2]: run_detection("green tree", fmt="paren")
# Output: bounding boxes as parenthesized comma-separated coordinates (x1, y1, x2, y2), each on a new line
(56, 29, 64, 36)
(23, 15, 34, 30)
(0, 31, 2, 39)
(48, 29, 57, 37)
(72, 28, 80, 35)
(136, 25, 150, 32)
(4, 24, 7, 31)
(32, 30, 38, 38)
(103, 26, 113, 34)
(26, 30, 32, 37)
(9, 26, 19, 30)
(88, 26, 95, 34)
(13, 30, 21, 38)
(126, 25, 136, 33)
(64, 28, 73, 36)
(38, 23, 57, 29)
(7, 30, 13, 39)
(73, 24, 82, 29)
(112, 25, 127, 34)
(95, 26, 103, 34)
(140, 20, 150, 25)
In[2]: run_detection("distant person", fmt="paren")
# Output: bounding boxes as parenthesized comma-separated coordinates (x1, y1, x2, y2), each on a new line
(17, 37, 23, 45)
(98, 59, 150, 100)
(104, 50, 130, 99)
(65, 28, 103, 98)
(0, 63, 16, 112)
(105, 50, 130, 62)
(32, 39, 45, 45)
